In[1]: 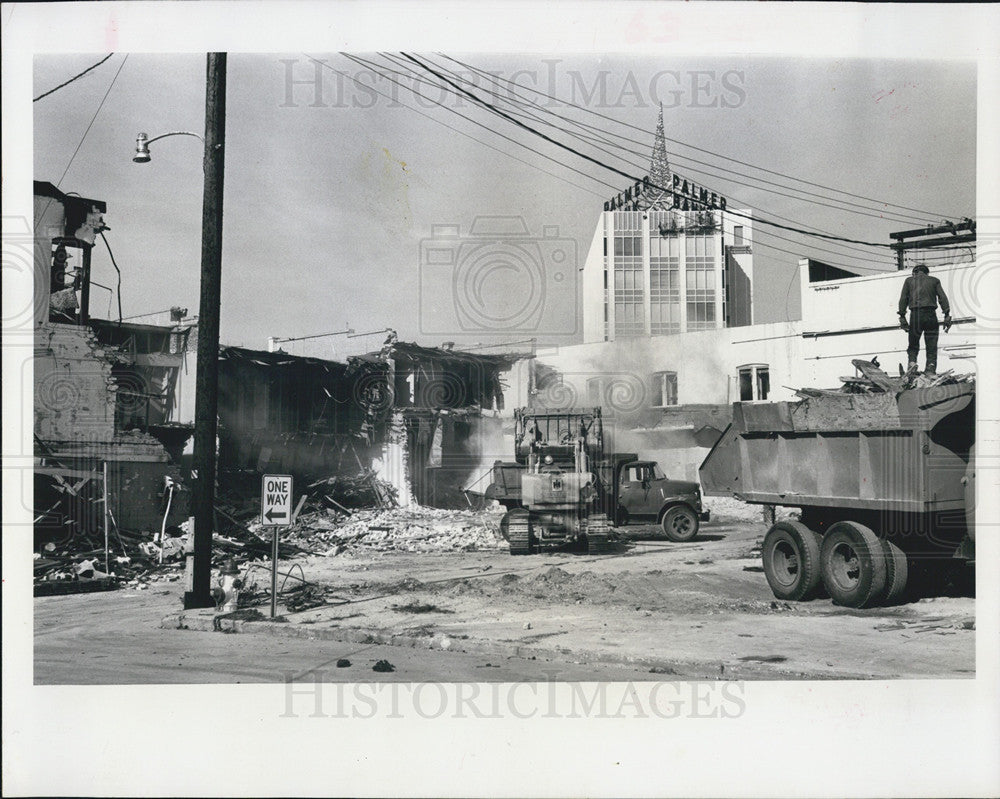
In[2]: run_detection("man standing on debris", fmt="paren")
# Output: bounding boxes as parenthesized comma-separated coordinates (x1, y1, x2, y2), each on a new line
(898, 264, 952, 375)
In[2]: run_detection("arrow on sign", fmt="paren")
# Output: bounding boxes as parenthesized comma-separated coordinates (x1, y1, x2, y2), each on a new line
(264, 508, 287, 523)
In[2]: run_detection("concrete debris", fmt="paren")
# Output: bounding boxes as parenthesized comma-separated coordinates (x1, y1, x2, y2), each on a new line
(307, 469, 399, 510)
(796, 358, 975, 399)
(261, 505, 508, 556)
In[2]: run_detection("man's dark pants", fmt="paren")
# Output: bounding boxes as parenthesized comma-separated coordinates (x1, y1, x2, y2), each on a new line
(907, 307, 940, 370)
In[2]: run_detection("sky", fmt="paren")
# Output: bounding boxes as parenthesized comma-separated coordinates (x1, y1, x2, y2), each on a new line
(31, 53, 976, 355)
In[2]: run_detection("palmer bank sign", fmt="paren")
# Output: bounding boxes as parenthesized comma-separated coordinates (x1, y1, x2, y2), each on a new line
(604, 173, 727, 212)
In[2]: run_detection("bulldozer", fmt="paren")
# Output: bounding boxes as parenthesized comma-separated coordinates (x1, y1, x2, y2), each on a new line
(486, 407, 708, 555)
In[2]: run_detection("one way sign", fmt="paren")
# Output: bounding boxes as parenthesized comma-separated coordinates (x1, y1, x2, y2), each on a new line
(261, 474, 294, 526)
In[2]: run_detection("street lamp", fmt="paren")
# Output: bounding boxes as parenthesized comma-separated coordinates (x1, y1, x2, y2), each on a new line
(133, 131, 204, 163)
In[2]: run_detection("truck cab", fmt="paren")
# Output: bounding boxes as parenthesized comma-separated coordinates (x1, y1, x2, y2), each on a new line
(615, 460, 709, 542)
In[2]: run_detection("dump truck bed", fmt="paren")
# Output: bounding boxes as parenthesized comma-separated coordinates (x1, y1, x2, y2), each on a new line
(699, 383, 974, 513)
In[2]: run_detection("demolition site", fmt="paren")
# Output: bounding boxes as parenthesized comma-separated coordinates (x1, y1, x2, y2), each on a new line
(30, 103, 979, 684)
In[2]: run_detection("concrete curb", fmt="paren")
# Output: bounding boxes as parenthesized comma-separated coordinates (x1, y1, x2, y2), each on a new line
(160, 611, 810, 679)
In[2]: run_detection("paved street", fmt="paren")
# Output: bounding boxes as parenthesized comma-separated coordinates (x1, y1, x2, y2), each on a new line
(34, 587, 662, 684)
(35, 509, 976, 684)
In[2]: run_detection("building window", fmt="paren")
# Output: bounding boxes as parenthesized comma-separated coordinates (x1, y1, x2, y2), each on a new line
(737, 364, 769, 401)
(733, 226, 744, 247)
(649, 371, 678, 407)
(612, 211, 645, 337)
(649, 233, 680, 335)
(685, 234, 717, 331)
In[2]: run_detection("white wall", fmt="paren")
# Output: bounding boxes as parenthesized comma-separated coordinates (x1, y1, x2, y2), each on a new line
(535, 320, 802, 408)
(798, 260, 979, 383)
(581, 214, 606, 344)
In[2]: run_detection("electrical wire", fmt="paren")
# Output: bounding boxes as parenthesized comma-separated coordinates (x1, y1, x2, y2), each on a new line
(401, 53, 902, 249)
(440, 53, 959, 221)
(362, 53, 900, 272)
(402, 54, 899, 268)
(99, 231, 123, 324)
(315, 53, 612, 198)
(56, 54, 129, 190)
(420, 54, 927, 227)
(332, 53, 620, 197)
(340, 53, 966, 279)
(33, 54, 114, 103)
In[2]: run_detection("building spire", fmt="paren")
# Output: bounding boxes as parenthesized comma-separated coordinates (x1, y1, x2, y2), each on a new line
(643, 103, 672, 210)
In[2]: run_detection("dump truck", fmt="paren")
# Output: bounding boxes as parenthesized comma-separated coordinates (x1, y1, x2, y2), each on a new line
(699, 382, 975, 608)
(486, 407, 708, 555)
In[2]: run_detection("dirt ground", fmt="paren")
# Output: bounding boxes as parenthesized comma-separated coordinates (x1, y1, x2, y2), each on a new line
(207, 497, 976, 680)
(34, 497, 975, 682)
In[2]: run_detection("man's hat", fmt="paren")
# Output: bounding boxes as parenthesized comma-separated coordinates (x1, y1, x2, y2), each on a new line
(912, 264, 929, 274)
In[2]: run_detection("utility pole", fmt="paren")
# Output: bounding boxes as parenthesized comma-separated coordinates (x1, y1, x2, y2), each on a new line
(184, 53, 227, 609)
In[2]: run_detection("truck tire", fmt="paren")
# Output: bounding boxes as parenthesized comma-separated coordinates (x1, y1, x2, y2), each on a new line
(507, 510, 533, 556)
(587, 513, 613, 555)
(820, 521, 887, 608)
(761, 521, 823, 601)
(878, 540, 909, 606)
(661, 505, 699, 542)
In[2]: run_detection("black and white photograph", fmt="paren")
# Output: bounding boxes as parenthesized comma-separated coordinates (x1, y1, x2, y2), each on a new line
(3, 2, 999, 797)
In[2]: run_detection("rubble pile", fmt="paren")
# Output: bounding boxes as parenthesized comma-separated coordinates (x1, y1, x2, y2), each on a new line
(34, 535, 185, 592)
(259, 505, 507, 556)
(34, 463, 503, 593)
(794, 358, 975, 399)
(306, 469, 399, 511)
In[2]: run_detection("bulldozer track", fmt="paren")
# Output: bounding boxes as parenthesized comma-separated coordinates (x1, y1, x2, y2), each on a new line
(508, 513, 533, 556)
(587, 513, 613, 555)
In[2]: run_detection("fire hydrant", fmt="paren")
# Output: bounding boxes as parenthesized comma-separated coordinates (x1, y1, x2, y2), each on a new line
(213, 560, 242, 612)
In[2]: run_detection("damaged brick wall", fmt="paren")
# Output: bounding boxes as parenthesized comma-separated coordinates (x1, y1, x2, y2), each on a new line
(34, 322, 190, 536)
(34, 323, 117, 442)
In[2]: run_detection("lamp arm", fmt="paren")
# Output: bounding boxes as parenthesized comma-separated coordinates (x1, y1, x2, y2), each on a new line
(146, 131, 204, 145)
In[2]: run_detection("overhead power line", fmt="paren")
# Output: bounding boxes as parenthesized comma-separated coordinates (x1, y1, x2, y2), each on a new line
(57, 54, 129, 189)
(401, 53, 900, 250)
(400, 54, 897, 267)
(33, 54, 115, 102)
(440, 53, 958, 222)
(363, 53, 894, 272)
(331, 53, 620, 196)
(425, 54, 925, 227)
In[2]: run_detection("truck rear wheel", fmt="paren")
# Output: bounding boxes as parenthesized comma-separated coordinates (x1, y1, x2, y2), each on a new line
(506, 510, 534, 556)
(878, 540, 909, 606)
(661, 505, 699, 542)
(820, 521, 887, 608)
(761, 521, 823, 601)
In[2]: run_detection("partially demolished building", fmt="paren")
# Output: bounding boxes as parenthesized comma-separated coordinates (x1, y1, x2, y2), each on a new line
(33, 182, 196, 555)
(216, 337, 521, 509)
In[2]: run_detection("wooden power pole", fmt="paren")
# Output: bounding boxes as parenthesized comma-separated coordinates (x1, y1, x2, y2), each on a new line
(184, 52, 227, 609)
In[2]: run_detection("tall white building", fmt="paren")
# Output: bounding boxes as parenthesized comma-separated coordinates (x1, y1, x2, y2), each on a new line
(581, 107, 754, 342)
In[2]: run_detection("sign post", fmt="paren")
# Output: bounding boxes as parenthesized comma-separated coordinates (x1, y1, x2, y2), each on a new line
(261, 473, 293, 618)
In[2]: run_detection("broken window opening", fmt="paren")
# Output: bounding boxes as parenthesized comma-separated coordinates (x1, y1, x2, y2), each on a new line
(738, 363, 770, 402)
(649, 371, 678, 407)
